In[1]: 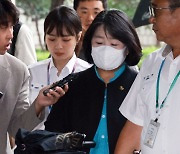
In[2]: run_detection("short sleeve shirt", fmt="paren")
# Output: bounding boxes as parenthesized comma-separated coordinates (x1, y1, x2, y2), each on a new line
(119, 45, 180, 154)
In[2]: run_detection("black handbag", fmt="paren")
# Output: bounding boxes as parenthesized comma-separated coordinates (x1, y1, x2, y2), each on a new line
(14, 128, 91, 154)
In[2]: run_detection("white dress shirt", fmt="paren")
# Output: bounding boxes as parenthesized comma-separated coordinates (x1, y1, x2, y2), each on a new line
(28, 53, 92, 129)
(15, 24, 37, 65)
(119, 44, 180, 154)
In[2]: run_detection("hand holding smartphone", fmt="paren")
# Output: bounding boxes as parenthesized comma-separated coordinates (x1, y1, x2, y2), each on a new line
(43, 73, 77, 96)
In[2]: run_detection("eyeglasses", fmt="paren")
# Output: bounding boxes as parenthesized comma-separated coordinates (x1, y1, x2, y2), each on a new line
(149, 5, 171, 17)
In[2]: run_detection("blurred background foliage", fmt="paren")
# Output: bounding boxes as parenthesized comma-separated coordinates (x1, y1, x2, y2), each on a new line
(16, 0, 140, 20)
(16, 0, 156, 68)
(16, 0, 142, 51)
(108, 0, 140, 19)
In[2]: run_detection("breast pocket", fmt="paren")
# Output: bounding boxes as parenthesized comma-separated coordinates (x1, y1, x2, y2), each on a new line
(140, 74, 157, 104)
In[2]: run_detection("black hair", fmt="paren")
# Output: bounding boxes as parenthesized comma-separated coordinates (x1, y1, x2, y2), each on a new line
(168, 0, 180, 9)
(44, 5, 82, 39)
(82, 9, 142, 66)
(0, 0, 19, 26)
(73, 0, 107, 10)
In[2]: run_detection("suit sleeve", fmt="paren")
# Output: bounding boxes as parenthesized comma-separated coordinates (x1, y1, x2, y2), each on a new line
(8, 64, 44, 137)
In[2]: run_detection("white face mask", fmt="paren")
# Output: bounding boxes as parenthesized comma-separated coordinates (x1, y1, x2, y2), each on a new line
(91, 45, 127, 70)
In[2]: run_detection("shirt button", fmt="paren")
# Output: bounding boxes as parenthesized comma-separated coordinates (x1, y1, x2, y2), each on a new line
(101, 135, 105, 139)
(102, 115, 106, 118)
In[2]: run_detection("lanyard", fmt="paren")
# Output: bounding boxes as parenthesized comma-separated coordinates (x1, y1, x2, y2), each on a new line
(47, 59, 77, 111)
(155, 58, 180, 121)
(47, 59, 77, 85)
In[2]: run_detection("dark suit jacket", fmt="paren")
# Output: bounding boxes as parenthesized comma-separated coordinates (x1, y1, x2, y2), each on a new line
(45, 65, 137, 153)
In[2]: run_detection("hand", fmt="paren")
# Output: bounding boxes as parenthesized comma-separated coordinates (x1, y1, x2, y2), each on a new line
(34, 84, 68, 116)
(56, 131, 86, 149)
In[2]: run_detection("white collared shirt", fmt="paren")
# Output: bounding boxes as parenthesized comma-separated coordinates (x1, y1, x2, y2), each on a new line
(15, 24, 37, 65)
(48, 53, 88, 84)
(119, 44, 180, 154)
(28, 53, 92, 129)
(29, 53, 92, 102)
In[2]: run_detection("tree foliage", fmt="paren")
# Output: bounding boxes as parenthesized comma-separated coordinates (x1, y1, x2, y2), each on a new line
(16, 0, 51, 50)
(16, 0, 50, 20)
(50, 0, 65, 10)
(108, 0, 140, 19)
(15, 0, 140, 50)
(16, 0, 140, 20)
(16, 0, 74, 50)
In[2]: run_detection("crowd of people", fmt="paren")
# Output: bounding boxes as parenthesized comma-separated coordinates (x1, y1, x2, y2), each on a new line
(45, 8, 141, 153)
(28, 5, 91, 130)
(0, 0, 179, 154)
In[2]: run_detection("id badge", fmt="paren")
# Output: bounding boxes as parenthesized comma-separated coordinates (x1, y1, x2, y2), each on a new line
(144, 119, 160, 148)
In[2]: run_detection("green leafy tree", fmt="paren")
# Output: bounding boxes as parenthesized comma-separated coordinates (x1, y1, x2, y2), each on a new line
(108, 0, 140, 19)
(50, 0, 65, 10)
(16, 0, 50, 50)
(16, 0, 140, 50)
(16, 0, 74, 50)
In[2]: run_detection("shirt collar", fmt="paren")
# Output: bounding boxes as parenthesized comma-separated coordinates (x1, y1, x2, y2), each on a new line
(162, 44, 180, 71)
(49, 53, 77, 74)
(162, 44, 180, 60)
(94, 63, 126, 83)
(162, 44, 173, 57)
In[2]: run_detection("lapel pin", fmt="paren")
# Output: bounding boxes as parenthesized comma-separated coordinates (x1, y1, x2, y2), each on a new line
(119, 86, 124, 91)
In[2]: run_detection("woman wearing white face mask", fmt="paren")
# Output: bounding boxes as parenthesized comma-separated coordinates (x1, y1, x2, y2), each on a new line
(45, 9, 142, 154)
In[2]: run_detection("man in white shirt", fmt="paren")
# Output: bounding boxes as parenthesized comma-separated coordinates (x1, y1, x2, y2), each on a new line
(8, 0, 37, 66)
(114, 0, 180, 153)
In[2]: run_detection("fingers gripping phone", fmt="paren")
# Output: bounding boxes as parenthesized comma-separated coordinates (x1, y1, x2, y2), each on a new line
(43, 73, 77, 96)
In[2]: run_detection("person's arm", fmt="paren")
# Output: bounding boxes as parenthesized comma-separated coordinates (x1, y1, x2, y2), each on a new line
(9, 78, 68, 137)
(114, 120, 143, 154)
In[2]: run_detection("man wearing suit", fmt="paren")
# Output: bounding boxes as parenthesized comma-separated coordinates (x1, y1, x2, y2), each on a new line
(0, 0, 66, 153)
